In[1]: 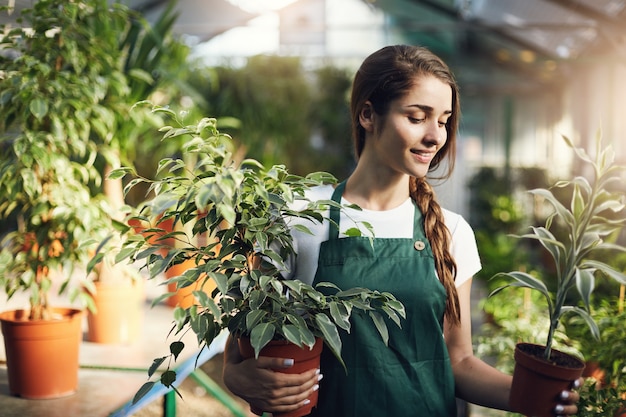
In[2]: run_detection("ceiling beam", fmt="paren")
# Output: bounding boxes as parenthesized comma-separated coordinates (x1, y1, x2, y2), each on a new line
(404, 0, 555, 60)
(542, 0, 626, 57)
(542, 0, 624, 29)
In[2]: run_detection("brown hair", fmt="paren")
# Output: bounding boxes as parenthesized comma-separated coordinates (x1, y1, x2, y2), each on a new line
(350, 45, 461, 325)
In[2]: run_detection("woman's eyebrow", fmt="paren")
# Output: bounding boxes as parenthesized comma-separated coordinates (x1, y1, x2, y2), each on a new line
(407, 104, 452, 116)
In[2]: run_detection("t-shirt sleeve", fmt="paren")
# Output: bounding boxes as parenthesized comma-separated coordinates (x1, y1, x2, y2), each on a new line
(446, 212, 482, 288)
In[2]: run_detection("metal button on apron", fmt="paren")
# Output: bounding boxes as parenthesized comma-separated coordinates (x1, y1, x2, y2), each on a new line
(414, 240, 426, 251)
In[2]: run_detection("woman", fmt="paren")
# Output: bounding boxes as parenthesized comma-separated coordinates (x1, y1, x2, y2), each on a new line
(222, 45, 580, 417)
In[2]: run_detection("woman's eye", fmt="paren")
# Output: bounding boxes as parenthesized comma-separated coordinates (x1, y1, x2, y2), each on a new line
(408, 117, 424, 123)
(438, 121, 447, 127)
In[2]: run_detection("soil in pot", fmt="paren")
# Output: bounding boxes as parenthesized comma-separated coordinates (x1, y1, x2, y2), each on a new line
(0, 308, 83, 399)
(510, 342, 585, 417)
(238, 337, 324, 417)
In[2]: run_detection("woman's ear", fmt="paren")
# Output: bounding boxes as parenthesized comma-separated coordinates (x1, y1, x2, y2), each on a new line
(358, 101, 375, 132)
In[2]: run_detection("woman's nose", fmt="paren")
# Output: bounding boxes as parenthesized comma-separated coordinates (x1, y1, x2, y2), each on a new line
(422, 120, 443, 147)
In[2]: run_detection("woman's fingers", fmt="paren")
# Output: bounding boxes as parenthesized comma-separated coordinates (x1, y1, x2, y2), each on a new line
(225, 355, 322, 413)
(553, 377, 583, 416)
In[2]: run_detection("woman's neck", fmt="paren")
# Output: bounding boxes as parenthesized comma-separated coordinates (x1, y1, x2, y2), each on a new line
(343, 168, 411, 211)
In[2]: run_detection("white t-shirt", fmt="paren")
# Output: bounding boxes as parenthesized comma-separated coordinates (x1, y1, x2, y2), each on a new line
(283, 184, 481, 287)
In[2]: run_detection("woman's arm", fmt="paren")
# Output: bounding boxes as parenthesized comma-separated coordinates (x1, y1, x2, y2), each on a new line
(222, 334, 321, 414)
(445, 278, 580, 415)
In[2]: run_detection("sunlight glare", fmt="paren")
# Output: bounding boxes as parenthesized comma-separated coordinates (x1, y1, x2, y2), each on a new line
(227, 0, 299, 14)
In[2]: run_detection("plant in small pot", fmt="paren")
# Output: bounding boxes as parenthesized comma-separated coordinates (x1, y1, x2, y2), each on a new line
(491, 134, 626, 417)
(111, 105, 406, 417)
(0, 152, 109, 398)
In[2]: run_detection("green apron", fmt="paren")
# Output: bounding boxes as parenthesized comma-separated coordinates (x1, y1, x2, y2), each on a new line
(309, 181, 456, 417)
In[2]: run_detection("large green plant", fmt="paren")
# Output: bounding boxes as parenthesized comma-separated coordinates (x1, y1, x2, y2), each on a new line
(0, 0, 127, 318)
(0, 0, 193, 293)
(492, 134, 626, 359)
(108, 105, 405, 400)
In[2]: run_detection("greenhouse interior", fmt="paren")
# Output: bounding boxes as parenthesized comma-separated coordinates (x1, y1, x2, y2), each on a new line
(1, 0, 625, 416)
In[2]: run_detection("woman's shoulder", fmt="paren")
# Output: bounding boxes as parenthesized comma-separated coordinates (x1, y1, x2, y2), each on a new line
(290, 184, 335, 210)
(442, 208, 475, 239)
(285, 183, 335, 216)
(304, 183, 335, 200)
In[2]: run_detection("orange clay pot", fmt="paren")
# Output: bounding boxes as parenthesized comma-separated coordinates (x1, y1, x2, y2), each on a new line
(0, 308, 83, 399)
(238, 337, 324, 417)
(86, 279, 145, 344)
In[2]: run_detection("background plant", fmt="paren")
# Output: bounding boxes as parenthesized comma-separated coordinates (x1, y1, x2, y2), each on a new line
(0, 0, 194, 303)
(186, 58, 354, 178)
(492, 134, 626, 360)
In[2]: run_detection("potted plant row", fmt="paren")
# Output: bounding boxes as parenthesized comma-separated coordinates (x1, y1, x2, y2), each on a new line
(106, 105, 406, 417)
(492, 133, 626, 417)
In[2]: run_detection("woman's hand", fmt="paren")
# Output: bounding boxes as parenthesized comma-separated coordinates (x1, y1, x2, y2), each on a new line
(222, 336, 321, 414)
(553, 377, 583, 417)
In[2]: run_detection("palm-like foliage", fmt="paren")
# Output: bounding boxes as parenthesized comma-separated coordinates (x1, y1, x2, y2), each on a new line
(492, 134, 626, 359)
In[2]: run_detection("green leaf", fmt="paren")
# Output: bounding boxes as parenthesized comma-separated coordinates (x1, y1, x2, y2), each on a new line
(160, 370, 177, 388)
(381, 305, 402, 328)
(562, 135, 593, 164)
(490, 271, 553, 315)
(245, 309, 267, 330)
(148, 356, 167, 377)
(524, 226, 565, 265)
(315, 313, 341, 357)
(343, 227, 362, 237)
(581, 260, 626, 285)
(282, 324, 302, 346)
(571, 183, 585, 221)
(529, 188, 574, 224)
(169, 341, 185, 361)
(575, 268, 595, 310)
(561, 306, 600, 340)
(369, 311, 389, 345)
(29, 97, 48, 120)
(108, 167, 134, 180)
(250, 323, 275, 358)
(329, 301, 350, 331)
(132, 381, 156, 405)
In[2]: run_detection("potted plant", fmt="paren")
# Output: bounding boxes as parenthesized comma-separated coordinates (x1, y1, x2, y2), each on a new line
(110, 105, 406, 416)
(491, 134, 626, 417)
(0, 0, 144, 396)
(0, 139, 109, 399)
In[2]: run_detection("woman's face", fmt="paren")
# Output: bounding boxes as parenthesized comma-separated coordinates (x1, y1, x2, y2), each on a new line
(366, 75, 453, 180)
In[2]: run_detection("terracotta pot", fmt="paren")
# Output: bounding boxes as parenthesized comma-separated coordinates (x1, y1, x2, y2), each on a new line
(86, 279, 145, 344)
(510, 342, 585, 417)
(165, 259, 216, 309)
(238, 337, 324, 417)
(0, 308, 83, 399)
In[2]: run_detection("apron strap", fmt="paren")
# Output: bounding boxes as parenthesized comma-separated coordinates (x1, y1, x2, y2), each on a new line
(412, 204, 423, 240)
(329, 180, 425, 241)
(328, 181, 345, 240)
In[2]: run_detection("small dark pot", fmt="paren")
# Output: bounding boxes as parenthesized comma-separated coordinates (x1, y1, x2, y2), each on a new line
(238, 337, 324, 417)
(510, 343, 585, 417)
